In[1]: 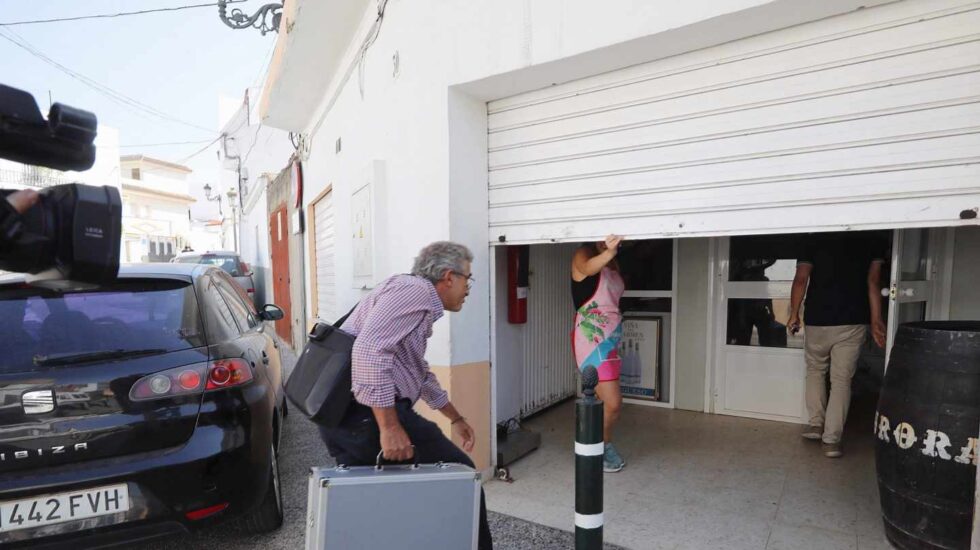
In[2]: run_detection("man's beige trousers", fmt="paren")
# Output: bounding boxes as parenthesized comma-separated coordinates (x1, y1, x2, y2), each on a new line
(804, 325, 867, 444)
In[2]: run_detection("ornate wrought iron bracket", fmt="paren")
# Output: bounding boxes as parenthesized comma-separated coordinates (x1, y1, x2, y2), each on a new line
(218, 1, 282, 35)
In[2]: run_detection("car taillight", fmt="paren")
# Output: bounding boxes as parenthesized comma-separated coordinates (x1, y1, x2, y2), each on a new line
(206, 358, 253, 390)
(247, 288, 255, 295)
(129, 359, 253, 401)
(130, 363, 207, 401)
(178, 369, 202, 390)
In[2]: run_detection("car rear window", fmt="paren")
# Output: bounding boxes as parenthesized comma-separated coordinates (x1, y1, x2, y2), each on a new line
(174, 255, 245, 277)
(0, 279, 205, 374)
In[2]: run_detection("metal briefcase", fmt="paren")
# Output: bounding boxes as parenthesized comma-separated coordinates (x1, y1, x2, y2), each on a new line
(306, 459, 481, 550)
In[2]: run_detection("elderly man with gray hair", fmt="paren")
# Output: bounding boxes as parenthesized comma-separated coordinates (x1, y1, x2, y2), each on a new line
(317, 241, 493, 549)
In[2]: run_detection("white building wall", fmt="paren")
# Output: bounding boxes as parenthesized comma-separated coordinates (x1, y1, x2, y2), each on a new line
(284, 0, 889, 368)
(241, 185, 272, 305)
(124, 193, 192, 223)
(139, 170, 190, 191)
(120, 180, 195, 263)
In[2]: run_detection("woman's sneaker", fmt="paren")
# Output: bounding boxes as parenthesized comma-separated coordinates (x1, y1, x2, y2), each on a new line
(603, 443, 626, 473)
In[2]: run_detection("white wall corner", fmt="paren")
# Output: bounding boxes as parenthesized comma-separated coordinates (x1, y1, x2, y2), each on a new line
(448, 88, 491, 366)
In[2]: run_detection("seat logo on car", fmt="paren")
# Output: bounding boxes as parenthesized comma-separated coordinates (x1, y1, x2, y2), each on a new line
(22, 390, 55, 415)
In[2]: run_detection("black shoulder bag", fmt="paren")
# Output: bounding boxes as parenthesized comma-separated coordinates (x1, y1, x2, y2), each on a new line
(284, 305, 358, 428)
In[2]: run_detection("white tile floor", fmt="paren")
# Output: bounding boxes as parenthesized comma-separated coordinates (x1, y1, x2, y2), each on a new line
(485, 394, 894, 550)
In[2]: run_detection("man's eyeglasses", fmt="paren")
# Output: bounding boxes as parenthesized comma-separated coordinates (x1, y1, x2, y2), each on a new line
(451, 271, 474, 288)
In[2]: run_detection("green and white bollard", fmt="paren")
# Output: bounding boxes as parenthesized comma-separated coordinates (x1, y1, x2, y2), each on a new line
(576, 366, 603, 549)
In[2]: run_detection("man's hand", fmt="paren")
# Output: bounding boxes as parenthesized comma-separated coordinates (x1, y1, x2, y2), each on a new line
(439, 402, 475, 453)
(5, 189, 40, 214)
(872, 320, 887, 348)
(373, 406, 414, 462)
(379, 424, 415, 462)
(787, 314, 802, 335)
(452, 419, 475, 453)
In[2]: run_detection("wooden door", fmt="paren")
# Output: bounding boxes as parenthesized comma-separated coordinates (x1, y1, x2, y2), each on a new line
(269, 206, 292, 343)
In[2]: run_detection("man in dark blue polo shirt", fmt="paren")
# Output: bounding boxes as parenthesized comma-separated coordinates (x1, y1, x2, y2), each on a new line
(788, 231, 888, 458)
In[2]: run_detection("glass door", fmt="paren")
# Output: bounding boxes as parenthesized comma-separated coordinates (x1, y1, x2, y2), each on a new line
(714, 235, 808, 422)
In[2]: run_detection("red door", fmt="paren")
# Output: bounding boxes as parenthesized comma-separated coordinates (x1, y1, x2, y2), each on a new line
(269, 206, 292, 344)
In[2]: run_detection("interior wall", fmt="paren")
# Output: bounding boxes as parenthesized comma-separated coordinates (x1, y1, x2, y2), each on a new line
(494, 246, 525, 424)
(674, 238, 710, 412)
(522, 244, 580, 416)
(950, 226, 980, 321)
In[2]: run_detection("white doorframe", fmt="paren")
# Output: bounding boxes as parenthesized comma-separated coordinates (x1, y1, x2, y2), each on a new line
(885, 227, 946, 366)
(622, 238, 679, 410)
(932, 228, 956, 321)
(488, 245, 498, 472)
(704, 238, 719, 414)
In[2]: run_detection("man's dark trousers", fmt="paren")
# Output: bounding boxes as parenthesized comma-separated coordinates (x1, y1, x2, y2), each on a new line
(319, 399, 493, 550)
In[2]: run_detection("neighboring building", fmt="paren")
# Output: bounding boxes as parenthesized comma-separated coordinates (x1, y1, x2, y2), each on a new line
(255, 2, 980, 540)
(119, 155, 196, 263)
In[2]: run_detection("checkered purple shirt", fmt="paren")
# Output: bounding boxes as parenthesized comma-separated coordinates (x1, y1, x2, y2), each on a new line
(341, 274, 449, 410)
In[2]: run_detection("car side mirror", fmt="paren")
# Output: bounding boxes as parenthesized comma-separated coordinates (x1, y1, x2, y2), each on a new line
(258, 304, 285, 321)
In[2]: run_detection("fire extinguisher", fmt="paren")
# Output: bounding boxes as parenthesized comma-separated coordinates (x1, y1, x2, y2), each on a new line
(507, 245, 529, 324)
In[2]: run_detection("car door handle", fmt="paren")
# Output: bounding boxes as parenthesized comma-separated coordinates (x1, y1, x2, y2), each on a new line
(261, 350, 270, 365)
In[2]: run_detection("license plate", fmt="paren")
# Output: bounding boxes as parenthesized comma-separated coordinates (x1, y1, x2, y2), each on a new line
(0, 484, 129, 533)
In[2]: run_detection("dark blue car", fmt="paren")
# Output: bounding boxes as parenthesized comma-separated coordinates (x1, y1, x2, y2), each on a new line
(0, 263, 287, 547)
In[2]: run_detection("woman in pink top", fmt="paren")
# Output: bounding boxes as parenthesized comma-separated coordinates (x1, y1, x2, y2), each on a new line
(571, 234, 626, 473)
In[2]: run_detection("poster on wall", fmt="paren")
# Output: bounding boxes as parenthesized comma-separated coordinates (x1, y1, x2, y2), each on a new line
(620, 316, 661, 399)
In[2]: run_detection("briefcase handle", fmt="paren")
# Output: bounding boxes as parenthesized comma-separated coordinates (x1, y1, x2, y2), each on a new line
(375, 446, 419, 470)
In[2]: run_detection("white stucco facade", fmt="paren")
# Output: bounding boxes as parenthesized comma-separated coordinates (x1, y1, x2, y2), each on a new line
(260, 0, 907, 373)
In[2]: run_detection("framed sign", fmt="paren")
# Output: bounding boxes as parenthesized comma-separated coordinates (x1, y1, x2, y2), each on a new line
(620, 315, 663, 400)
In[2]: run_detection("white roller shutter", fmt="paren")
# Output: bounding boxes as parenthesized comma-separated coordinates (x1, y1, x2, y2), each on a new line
(488, 0, 980, 245)
(313, 190, 337, 322)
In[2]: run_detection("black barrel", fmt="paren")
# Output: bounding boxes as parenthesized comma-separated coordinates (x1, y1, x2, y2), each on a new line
(875, 321, 980, 550)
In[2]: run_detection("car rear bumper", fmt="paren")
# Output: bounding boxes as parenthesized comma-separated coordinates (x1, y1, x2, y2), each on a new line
(0, 388, 276, 548)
